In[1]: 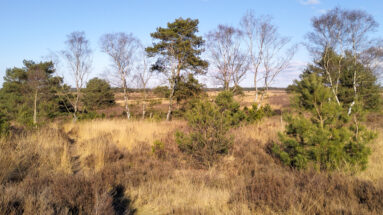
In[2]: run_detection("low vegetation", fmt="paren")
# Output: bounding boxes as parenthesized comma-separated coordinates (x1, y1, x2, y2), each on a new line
(1, 6, 383, 215)
(1, 110, 383, 214)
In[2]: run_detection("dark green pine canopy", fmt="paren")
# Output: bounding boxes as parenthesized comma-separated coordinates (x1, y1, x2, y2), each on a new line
(146, 17, 208, 75)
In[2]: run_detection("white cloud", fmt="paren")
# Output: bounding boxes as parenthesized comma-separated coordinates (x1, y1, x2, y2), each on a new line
(300, 0, 320, 5)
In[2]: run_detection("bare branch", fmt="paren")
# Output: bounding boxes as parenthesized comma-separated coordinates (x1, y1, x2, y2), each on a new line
(241, 11, 296, 105)
(100, 32, 141, 119)
(61, 31, 92, 121)
(206, 25, 248, 91)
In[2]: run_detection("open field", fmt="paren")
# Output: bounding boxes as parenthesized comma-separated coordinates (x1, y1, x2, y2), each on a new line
(110, 90, 291, 118)
(1, 91, 383, 214)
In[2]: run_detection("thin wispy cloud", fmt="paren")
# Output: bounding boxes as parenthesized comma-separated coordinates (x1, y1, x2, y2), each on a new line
(300, 0, 321, 5)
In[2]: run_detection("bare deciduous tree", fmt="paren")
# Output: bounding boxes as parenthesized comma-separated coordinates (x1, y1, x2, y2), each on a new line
(307, 7, 380, 114)
(346, 9, 379, 114)
(307, 8, 349, 106)
(134, 50, 153, 119)
(241, 11, 269, 102)
(241, 11, 296, 106)
(260, 37, 296, 107)
(62, 31, 92, 121)
(100, 32, 140, 119)
(361, 45, 383, 75)
(206, 25, 248, 91)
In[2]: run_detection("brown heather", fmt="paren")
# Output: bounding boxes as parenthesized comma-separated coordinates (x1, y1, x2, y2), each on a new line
(1, 91, 383, 215)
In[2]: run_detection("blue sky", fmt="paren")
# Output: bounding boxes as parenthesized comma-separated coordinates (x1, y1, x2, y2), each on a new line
(0, 0, 382, 87)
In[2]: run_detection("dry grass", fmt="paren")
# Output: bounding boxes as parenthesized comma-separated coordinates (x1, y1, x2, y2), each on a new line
(61, 119, 185, 175)
(63, 119, 185, 150)
(1, 108, 383, 214)
(233, 116, 285, 146)
(357, 113, 383, 182)
(131, 169, 238, 214)
(358, 128, 383, 182)
(0, 128, 73, 183)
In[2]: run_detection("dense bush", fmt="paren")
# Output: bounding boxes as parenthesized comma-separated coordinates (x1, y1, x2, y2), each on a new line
(272, 74, 375, 171)
(273, 114, 374, 171)
(82, 78, 115, 110)
(153, 86, 170, 98)
(245, 103, 274, 122)
(0, 112, 10, 137)
(174, 73, 205, 103)
(176, 99, 233, 166)
(230, 85, 245, 96)
(214, 91, 246, 126)
(77, 111, 105, 121)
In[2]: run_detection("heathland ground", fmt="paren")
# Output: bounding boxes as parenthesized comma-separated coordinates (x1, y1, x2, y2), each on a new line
(1, 90, 383, 215)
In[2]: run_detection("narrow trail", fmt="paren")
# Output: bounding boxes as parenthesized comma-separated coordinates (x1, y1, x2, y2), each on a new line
(69, 141, 81, 175)
(60, 127, 82, 175)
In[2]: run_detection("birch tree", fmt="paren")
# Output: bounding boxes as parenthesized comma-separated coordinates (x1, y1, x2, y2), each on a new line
(134, 50, 152, 119)
(62, 31, 92, 121)
(306, 7, 380, 114)
(241, 11, 295, 106)
(206, 25, 248, 91)
(346, 9, 379, 114)
(240, 11, 268, 102)
(100, 32, 140, 119)
(260, 36, 296, 107)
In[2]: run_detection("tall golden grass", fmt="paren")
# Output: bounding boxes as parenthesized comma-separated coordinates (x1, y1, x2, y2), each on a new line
(63, 119, 185, 150)
(359, 128, 383, 182)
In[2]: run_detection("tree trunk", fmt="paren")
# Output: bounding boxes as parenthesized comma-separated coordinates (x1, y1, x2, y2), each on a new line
(324, 48, 341, 106)
(224, 80, 229, 91)
(142, 90, 147, 119)
(33, 90, 38, 125)
(348, 54, 358, 116)
(73, 88, 80, 122)
(254, 71, 259, 103)
(123, 87, 130, 119)
(167, 84, 175, 121)
(257, 92, 265, 109)
(142, 104, 146, 119)
(257, 81, 269, 109)
(231, 84, 238, 93)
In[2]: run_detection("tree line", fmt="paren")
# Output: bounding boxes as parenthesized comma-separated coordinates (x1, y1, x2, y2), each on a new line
(0, 10, 297, 126)
(0, 8, 382, 134)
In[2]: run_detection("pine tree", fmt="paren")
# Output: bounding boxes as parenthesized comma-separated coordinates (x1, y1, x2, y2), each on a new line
(82, 78, 115, 110)
(176, 99, 233, 166)
(292, 49, 382, 111)
(146, 18, 208, 120)
(273, 73, 375, 172)
(0, 60, 69, 126)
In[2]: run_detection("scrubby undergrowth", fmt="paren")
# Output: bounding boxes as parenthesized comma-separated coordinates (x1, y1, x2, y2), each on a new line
(0, 116, 383, 214)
